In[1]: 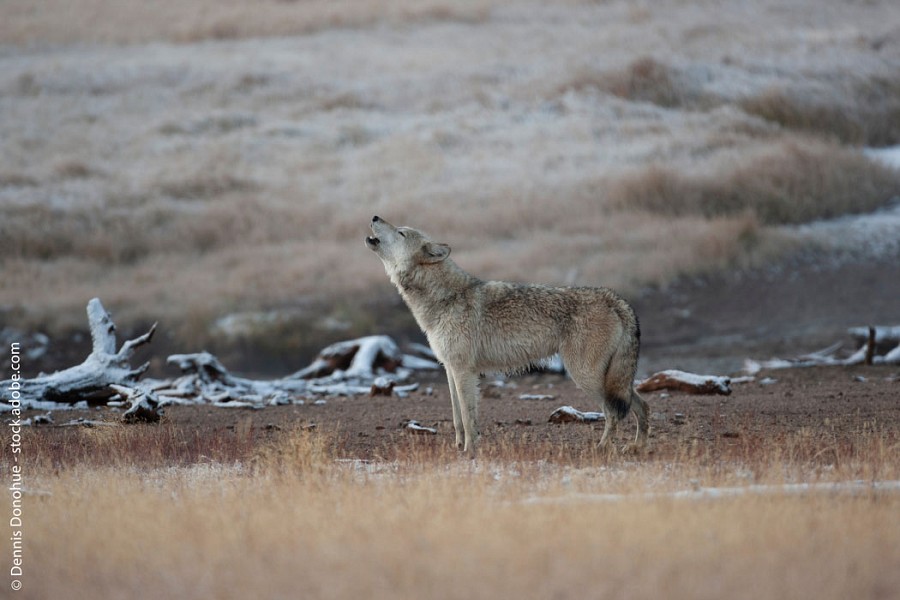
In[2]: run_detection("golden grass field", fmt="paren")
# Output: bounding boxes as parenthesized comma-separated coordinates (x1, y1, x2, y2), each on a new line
(12, 407, 900, 600)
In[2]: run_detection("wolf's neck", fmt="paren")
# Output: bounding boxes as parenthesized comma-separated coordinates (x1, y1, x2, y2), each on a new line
(393, 259, 479, 320)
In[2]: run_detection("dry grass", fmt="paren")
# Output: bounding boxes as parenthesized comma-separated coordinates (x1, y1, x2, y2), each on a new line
(561, 58, 900, 147)
(607, 139, 900, 225)
(562, 56, 698, 109)
(7, 423, 900, 599)
(741, 74, 900, 147)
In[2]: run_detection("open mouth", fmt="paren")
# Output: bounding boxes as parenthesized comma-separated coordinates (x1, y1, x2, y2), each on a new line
(365, 236, 380, 249)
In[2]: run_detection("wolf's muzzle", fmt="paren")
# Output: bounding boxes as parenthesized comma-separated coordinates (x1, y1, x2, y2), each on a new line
(366, 216, 383, 249)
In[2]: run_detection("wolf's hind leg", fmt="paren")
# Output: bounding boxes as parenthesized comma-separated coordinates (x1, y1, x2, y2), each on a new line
(629, 390, 650, 449)
(598, 405, 619, 449)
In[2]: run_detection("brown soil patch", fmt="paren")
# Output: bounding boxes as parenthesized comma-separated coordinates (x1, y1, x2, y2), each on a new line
(19, 364, 898, 464)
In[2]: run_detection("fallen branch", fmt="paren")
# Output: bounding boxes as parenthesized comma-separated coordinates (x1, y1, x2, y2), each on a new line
(0, 298, 155, 406)
(290, 335, 439, 380)
(111, 384, 161, 423)
(0, 299, 448, 415)
(745, 325, 900, 373)
(637, 370, 732, 395)
(548, 406, 605, 424)
(402, 419, 437, 435)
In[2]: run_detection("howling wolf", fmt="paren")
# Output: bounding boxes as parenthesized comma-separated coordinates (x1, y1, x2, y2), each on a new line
(366, 216, 648, 455)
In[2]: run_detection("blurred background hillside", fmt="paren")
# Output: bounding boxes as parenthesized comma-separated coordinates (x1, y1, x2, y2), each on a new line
(1, 0, 899, 376)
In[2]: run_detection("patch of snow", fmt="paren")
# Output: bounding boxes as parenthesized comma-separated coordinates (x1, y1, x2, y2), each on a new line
(787, 201, 900, 262)
(519, 394, 556, 401)
(865, 145, 900, 170)
(524, 480, 900, 505)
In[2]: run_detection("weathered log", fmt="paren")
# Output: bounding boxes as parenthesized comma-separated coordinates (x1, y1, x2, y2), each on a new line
(637, 370, 732, 395)
(289, 335, 439, 380)
(0, 298, 155, 406)
(849, 325, 900, 365)
(370, 376, 395, 396)
(155, 352, 306, 407)
(746, 326, 900, 371)
(848, 325, 900, 347)
(548, 406, 605, 424)
(290, 335, 401, 379)
(0, 300, 457, 413)
(111, 384, 162, 423)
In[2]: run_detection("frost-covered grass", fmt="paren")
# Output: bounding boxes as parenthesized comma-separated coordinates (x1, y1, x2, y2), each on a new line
(0, 0, 495, 45)
(1, 0, 899, 358)
(13, 424, 900, 600)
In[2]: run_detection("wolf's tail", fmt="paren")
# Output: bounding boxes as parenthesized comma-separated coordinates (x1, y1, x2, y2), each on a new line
(604, 311, 641, 421)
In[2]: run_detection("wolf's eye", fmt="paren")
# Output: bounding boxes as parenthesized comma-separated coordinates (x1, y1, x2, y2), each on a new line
(398, 231, 406, 238)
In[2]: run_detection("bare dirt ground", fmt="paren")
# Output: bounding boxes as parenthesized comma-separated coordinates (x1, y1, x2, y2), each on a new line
(24, 364, 898, 463)
(634, 252, 900, 375)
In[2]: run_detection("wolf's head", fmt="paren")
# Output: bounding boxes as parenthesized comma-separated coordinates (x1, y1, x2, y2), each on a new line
(365, 216, 450, 277)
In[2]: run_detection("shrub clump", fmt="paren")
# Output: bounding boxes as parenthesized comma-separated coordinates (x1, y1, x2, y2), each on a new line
(740, 74, 900, 147)
(608, 140, 900, 225)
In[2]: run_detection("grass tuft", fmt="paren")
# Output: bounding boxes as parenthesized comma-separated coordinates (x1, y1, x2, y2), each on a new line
(607, 139, 900, 225)
(740, 74, 900, 147)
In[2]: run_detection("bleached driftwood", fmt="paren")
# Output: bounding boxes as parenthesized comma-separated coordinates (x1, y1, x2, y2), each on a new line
(848, 326, 900, 346)
(0, 298, 439, 415)
(548, 406, 605, 424)
(290, 335, 439, 380)
(848, 326, 900, 365)
(402, 419, 437, 435)
(110, 384, 161, 423)
(745, 326, 900, 373)
(637, 370, 732, 395)
(370, 376, 395, 396)
(150, 342, 423, 407)
(0, 298, 156, 406)
(150, 351, 305, 408)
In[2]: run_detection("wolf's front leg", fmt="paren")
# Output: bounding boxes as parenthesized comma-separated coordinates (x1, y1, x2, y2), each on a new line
(446, 370, 464, 450)
(450, 369, 481, 456)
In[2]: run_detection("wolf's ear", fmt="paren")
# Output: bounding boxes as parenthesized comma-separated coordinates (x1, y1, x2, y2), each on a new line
(420, 242, 451, 264)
